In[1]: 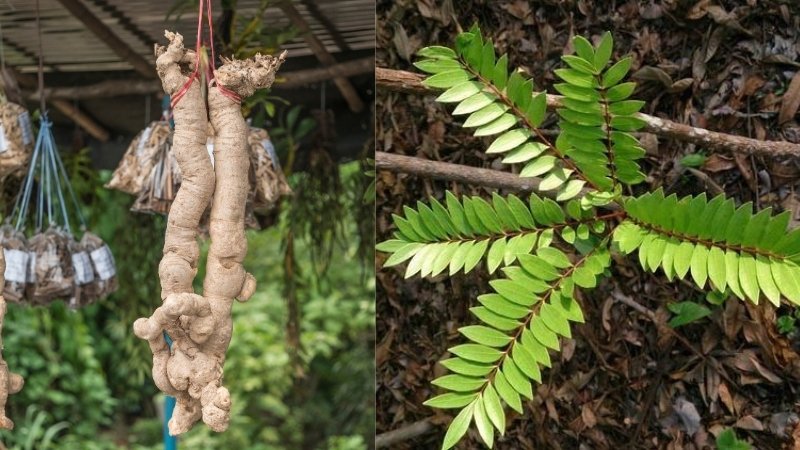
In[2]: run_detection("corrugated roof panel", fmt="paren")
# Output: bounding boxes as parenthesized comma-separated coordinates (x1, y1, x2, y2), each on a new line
(0, 0, 374, 72)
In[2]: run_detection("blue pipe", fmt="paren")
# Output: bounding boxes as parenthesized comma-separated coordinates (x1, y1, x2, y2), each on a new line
(163, 332, 178, 450)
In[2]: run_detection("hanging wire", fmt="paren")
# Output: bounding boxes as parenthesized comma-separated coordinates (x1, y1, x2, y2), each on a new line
(35, 128, 45, 232)
(320, 80, 326, 113)
(34, 0, 45, 114)
(0, 19, 6, 74)
(13, 124, 44, 231)
(46, 124, 71, 234)
(52, 135, 86, 231)
(145, 94, 151, 125)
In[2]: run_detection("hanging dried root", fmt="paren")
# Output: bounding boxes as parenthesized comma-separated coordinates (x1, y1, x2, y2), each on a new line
(0, 248, 24, 429)
(134, 30, 214, 431)
(134, 31, 284, 435)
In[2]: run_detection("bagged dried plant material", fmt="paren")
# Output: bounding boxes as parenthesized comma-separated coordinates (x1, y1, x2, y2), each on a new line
(27, 228, 74, 306)
(0, 225, 28, 303)
(0, 102, 34, 180)
(131, 141, 181, 215)
(79, 231, 117, 304)
(68, 237, 94, 308)
(248, 127, 291, 212)
(107, 121, 171, 195)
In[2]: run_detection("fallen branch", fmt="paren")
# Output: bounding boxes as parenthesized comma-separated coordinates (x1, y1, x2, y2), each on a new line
(376, 67, 800, 158)
(375, 419, 434, 448)
(376, 151, 542, 193)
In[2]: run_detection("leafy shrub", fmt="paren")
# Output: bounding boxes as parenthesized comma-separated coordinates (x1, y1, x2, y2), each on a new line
(378, 27, 800, 449)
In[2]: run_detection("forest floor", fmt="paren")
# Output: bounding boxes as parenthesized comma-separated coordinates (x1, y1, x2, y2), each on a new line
(376, 1, 800, 449)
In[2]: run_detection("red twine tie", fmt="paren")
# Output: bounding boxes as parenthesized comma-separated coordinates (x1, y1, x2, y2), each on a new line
(170, 0, 242, 109)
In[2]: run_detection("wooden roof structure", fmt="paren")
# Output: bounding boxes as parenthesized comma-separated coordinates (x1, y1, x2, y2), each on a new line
(0, 0, 374, 165)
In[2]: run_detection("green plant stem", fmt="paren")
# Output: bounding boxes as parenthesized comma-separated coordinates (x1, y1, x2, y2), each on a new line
(595, 77, 618, 190)
(628, 217, 783, 260)
(459, 59, 601, 192)
(477, 231, 614, 394)
(407, 211, 625, 245)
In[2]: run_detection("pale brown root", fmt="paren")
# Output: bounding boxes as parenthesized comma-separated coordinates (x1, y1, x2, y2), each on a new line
(136, 30, 215, 420)
(156, 31, 214, 300)
(0, 249, 23, 429)
(215, 51, 287, 99)
(137, 30, 284, 435)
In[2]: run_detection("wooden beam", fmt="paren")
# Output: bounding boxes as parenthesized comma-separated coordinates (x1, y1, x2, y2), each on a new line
(278, 2, 365, 112)
(12, 69, 111, 142)
(84, 0, 156, 48)
(277, 56, 374, 88)
(23, 57, 375, 100)
(29, 79, 162, 100)
(376, 67, 800, 158)
(299, 0, 351, 53)
(52, 0, 155, 78)
(50, 98, 110, 142)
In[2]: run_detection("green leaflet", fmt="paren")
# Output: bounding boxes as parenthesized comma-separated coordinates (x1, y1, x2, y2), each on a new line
(441, 403, 473, 450)
(418, 29, 603, 200)
(378, 193, 579, 276)
(423, 242, 609, 449)
(619, 189, 800, 304)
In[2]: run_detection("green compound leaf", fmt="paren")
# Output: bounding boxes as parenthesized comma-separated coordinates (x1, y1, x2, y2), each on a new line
(423, 243, 610, 449)
(619, 189, 800, 305)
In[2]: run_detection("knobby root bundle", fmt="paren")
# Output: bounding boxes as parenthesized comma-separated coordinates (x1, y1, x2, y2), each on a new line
(133, 30, 285, 435)
(0, 246, 24, 429)
(0, 102, 34, 180)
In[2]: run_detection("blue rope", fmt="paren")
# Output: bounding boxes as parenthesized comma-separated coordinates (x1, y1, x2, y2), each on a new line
(162, 331, 177, 450)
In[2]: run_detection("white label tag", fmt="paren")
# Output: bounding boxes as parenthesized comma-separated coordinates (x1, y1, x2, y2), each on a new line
(3, 249, 28, 283)
(206, 138, 215, 167)
(261, 139, 280, 170)
(26, 251, 36, 283)
(137, 124, 153, 155)
(72, 251, 94, 284)
(90, 245, 116, 280)
(0, 123, 8, 154)
(18, 111, 33, 146)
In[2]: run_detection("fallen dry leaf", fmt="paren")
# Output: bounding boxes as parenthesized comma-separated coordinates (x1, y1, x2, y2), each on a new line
(735, 415, 764, 431)
(702, 154, 736, 172)
(779, 71, 800, 125)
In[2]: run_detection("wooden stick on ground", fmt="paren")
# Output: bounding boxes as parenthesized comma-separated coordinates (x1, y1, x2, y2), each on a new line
(376, 67, 800, 158)
(375, 419, 434, 448)
(376, 151, 543, 193)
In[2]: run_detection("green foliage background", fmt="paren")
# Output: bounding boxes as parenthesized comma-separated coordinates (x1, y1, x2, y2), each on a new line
(0, 156, 375, 449)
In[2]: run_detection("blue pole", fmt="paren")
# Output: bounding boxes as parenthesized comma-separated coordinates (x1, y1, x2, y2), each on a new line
(160, 94, 177, 450)
(163, 332, 177, 450)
